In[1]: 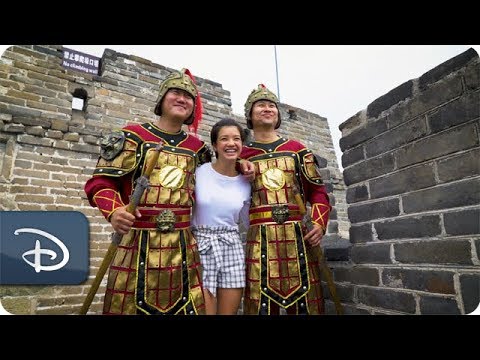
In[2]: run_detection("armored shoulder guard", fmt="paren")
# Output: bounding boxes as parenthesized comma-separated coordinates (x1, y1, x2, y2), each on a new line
(93, 130, 143, 177)
(299, 149, 324, 185)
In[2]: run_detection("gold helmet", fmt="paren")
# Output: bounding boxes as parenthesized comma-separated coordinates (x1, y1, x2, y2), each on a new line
(244, 84, 281, 129)
(154, 68, 199, 127)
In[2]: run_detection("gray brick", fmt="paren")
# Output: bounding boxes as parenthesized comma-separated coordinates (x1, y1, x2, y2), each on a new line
(50, 119, 68, 132)
(26, 126, 45, 137)
(341, 146, 365, 168)
(44, 82, 68, 92)
(0, 95, 26, 106)
(459, 274, 480, 314)
(70, 143, 100, 154)
(394, 239, 473, 265)
(476, 239, 480, 262)
(327, 221, 338, 233)
(339, 304, 371, 315)
(199, 92, 232, 107)
(382, 268, 455, 294)
(38, 111, 69, 121)
(371, 309, 403, 315)
(3, 123, 25, 133)
(11, 46, 47, 60)
(376, 215, 441, 240)
(42, 97, 71, 108)
(388, 76, 463, 128)
(419, 296, 460, 315)
(419, 48, 478, 91)
(0, 285, 49, 297)
(339, 111, 364, 132)
(346, 184, 369, 204)
(314, 154, 328, 169)
(0, 79, 21, 91)
(323, 182, 333, 193)
(83, 135, 98, 145)
(357, 287, 416, 313)
(339, 118, 387, 151)
(33, 45, 63, 58)
(23, 84, 57, 98)
(329, 207, 337, 220)
(367, 80, 413, 119)
(395, 122, 478, 169)
(322, 235, 350, 261)
(12, 116, 51, 128)
(322, 283, 354, 303)
(328, 194, 336, 206)
(343, 153, 394, 186)
(0, 113, 12, 122)
(428, 91, 480, 133)
(350, 243, 391, 264)
(319, 169, 330, 180)
(370, 163, 436, 199)
(444, 209, 480, 236)
(45, 130, 63, 139)
(69, 125, 100, 136)
(365, 117, 427, 158)
(1, 103, 42, 118)
(350, 224, 372, 244)
(348, 198, 399, 223)
(333, 266, 379, 286)
(63, 133, 79, 142)
(9, 74, 44, 87)
(465, 61, 480, 90)
(403, 178, 480, 213)
(437, 148, 480, 183)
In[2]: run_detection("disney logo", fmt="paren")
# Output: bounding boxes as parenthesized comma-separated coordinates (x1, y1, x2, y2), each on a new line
(14, 228, 70, 273)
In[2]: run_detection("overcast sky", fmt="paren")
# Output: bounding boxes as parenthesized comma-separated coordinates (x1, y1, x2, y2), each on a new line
(2, 45, 478, 169)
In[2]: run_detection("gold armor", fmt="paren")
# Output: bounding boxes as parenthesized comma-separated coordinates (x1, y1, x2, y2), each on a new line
(244, 150, 324, 315)
(86, 123, 211, 315)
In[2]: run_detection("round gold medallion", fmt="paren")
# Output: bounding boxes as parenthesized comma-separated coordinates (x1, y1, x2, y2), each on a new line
(158, 165, 185, 190)
(261, 168, 285, 191)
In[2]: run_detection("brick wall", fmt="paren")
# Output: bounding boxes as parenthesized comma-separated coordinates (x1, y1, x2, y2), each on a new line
(338, 48, 479, 314)
(0, 45, 346, 314)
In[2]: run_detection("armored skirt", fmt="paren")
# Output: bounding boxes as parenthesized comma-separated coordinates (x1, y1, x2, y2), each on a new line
(103, 226, 204, 315)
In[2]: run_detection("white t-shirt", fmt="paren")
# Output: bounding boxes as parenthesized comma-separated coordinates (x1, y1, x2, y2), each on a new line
(191, 163, 251, 228)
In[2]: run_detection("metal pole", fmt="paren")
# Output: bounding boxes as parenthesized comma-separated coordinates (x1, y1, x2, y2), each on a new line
(274, 45, 281, 101)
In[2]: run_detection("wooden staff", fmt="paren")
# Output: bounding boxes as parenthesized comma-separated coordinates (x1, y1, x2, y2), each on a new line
(292, 183, 344, 315)
(79, 143, 163, 315)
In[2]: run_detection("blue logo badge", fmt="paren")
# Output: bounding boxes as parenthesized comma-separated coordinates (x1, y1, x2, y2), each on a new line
(0, 211, 89, 284)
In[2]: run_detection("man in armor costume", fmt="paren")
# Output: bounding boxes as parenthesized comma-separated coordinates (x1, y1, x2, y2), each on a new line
(240, 84, 332, 315)
(84, 69, 211, 315)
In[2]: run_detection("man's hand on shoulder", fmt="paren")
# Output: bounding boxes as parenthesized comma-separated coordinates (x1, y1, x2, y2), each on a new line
(237, 159, 255, 182)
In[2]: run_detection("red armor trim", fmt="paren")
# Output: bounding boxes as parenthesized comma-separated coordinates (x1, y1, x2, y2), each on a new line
(92, 188, 125, 220)
(311, 203, 330, 232)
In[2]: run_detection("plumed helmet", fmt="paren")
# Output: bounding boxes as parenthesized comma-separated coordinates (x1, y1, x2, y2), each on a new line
(244, 84, 281, 129)
(154, 68, 203, 134)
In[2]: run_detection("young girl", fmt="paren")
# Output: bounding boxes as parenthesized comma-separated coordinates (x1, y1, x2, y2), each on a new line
(191, 118, 251, 315)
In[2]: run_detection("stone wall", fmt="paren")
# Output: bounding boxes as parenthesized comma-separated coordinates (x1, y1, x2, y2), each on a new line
(0, 45, 346, 314)
(338, 48, 479, 314)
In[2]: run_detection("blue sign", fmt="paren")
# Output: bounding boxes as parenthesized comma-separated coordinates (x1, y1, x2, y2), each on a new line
(0, 211, 89, 284)
(62, 47, 100, 75)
